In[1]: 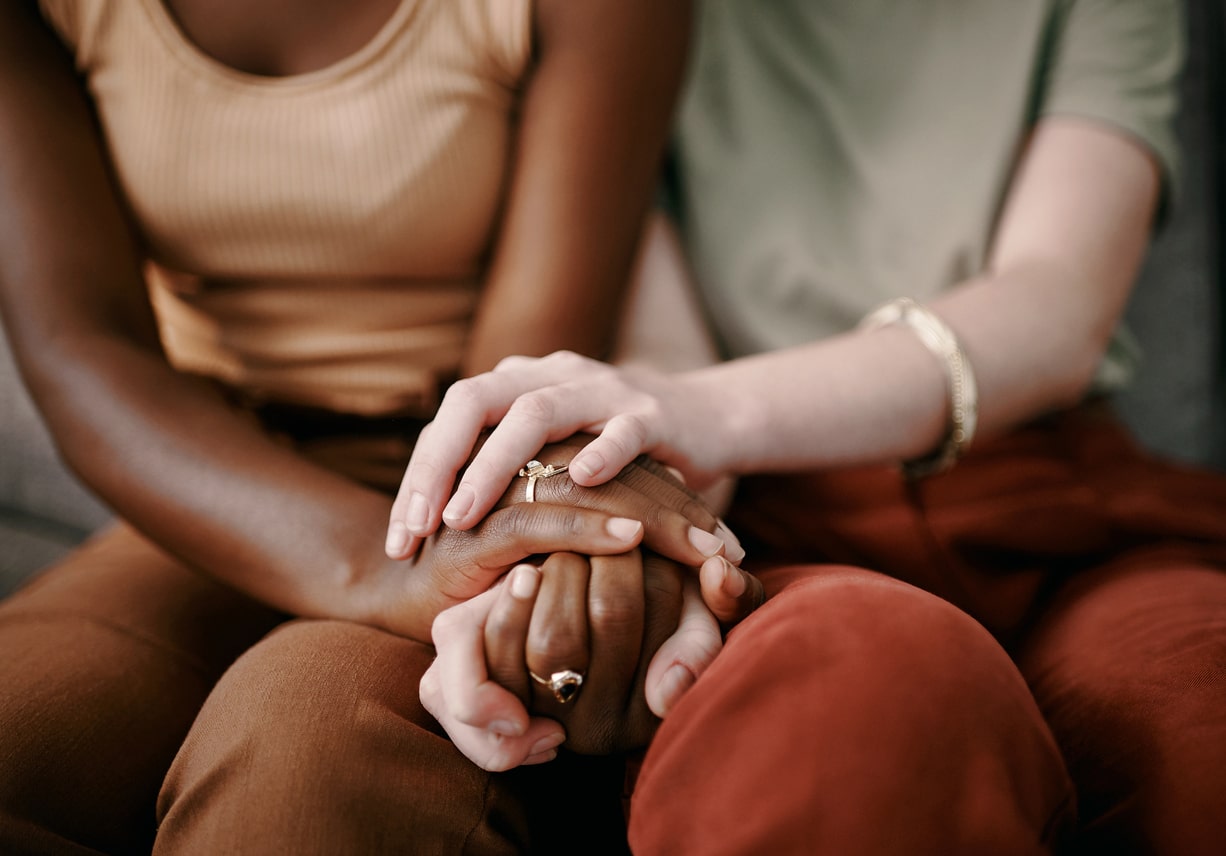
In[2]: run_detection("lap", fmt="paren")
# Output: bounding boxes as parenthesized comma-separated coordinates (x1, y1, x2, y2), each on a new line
(158, 618, 630, 856)
(0, 523, 282, 855)
(1017, 549, 1226, 853)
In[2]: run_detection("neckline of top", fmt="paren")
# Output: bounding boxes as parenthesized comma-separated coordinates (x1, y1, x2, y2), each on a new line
(137, 0, 422, 90)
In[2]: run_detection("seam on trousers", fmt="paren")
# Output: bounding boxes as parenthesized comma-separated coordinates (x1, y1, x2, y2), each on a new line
(460, 770, 498, 855)
(1040, 786, 1078, 852)
(901, 478, 979, 612)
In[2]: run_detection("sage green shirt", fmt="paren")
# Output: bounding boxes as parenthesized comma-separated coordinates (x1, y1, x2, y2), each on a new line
(676, 0, 1181, 388)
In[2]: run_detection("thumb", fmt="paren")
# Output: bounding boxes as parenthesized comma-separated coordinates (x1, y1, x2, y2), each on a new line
(644, 577, 722, 718)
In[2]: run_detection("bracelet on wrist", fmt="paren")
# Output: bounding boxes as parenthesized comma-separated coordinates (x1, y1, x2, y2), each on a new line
(859, 297, 979, 478)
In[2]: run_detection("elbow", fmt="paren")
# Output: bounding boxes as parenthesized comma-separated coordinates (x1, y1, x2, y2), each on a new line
(1046, 328, 1117, 412)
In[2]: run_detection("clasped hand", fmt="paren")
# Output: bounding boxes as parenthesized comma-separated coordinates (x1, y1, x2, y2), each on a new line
(414, 437, 762, 771)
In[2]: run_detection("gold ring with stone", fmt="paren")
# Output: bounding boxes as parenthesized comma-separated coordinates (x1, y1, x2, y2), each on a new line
(528, 668, 585, 704)
(518, 460, 569, 503)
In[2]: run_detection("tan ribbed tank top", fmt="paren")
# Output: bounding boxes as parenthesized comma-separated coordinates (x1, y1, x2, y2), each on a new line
(38, 0, 532, 415)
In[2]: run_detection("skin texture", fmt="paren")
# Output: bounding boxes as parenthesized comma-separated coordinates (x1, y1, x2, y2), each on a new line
(422, 553, 726, 770)
(396, 118, 1163, 768)
(0, 0, 696, 647)
(388, 118, 1162, 534)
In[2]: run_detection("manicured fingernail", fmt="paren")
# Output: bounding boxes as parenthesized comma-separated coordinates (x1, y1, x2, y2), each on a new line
(658, 664, 696, 716)
(688, 526, 725, 558)
(406, 492, 429, 535)
(606, 517, 643, 543)
(572, 452, 604, 481)
(722, 558, 747, 598)
(442, 485, 474, 525)
(716, 520, 746, 564)
(510, 564, 540, 600)
(385, 521, 409, 557)
(529, 732, 566, 756)
(489, 720, 524, 737)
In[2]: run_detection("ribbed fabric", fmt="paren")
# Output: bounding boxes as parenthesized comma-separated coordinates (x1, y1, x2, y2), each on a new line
(39, 0, 533, 415)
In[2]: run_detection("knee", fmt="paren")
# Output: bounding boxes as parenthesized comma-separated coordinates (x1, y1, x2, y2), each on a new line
(156, 621, 502, 854)
(168, 619, 437, 763)
(632, 567, 1071, 855)
(1019, 562, 1226, 850)
(157, 620, 438, 816)
(730, 566, 1021, 712)
(1022, 563, 1226, 706)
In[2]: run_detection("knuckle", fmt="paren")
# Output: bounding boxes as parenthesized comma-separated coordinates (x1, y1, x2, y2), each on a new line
(553, 350, 585, 371)
(441, 376, 483, 409)
(529, 625, 587, 668)
(430, 606, 466, 645)
(607, 413, 652, 457)
(541, 474, 582, 505)
(490, 503, 542, 540)
(542, 505, 590, 541)
(407, 453, 445, 485)
(450, 696, 483, 726)
(679, 496, 717, 529)
(667, 630, 722, 669)
(494, 354, 531, 373)
(588, 590, 640, 633)
(484, 608, 520, 644)
(508, 391, 557, 427)
(460, 454, 498, 487)
(418, 670, 441, 708)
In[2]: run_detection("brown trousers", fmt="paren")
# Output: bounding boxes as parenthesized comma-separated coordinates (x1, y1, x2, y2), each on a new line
(1, 406, 1224, 854)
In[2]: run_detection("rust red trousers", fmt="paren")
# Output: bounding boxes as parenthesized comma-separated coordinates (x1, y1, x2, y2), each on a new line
(1, 406, 1224, 854)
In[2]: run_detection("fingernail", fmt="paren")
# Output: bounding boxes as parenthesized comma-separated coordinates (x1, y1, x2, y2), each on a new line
(510, 564, 540, 600)
(572, 451, 604, 482)
(490, 720, 524, 737)
(406, 492, 429, 535)
(385, 521, 409, 557)
(688, 526, 725, 558)
(658, 664, 696, 716)
(529, 732, 566, 756)
(716, 520, 746, 564)
(606, 517, 643, 543)
(443, 485, 475, 525)
(722, 558, 747, 598)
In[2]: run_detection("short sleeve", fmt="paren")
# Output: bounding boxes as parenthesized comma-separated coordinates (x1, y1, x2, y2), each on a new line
(1042, 0, 1183, 195)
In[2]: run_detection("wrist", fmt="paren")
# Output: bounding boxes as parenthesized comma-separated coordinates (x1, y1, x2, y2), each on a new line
(355, 553, 437, 644)
(676, 368, 754, 477)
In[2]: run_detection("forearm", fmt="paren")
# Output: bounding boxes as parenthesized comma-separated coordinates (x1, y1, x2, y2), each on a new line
(686, 260, 1121, 476)
(25, 332, 403, 631)
(683, 119, 1157, 477)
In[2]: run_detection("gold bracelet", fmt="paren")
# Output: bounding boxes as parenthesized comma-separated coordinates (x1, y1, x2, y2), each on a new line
(859, 298, 979, 478)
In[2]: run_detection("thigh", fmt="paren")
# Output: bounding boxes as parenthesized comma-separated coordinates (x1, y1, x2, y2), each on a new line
(1017, 549, 1226, 854)
(0, 523, 283, 856)
(156, 618, 629, 855)
(630, 563, 1074, 856)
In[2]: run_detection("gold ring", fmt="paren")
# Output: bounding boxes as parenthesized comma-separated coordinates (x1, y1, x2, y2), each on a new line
(529, 668, 584, 704)
(518, 460, 569, 503)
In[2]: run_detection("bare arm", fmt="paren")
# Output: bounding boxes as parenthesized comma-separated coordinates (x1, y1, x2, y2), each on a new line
(683, 118, 1159, 475)
(392, 117, 1162, 532)
(460, 0, 691, 374)
(0, 1, 694, 642)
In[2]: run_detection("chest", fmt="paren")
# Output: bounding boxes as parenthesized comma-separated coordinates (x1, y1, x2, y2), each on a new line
(83, 0, 523, 279)
(162, 0, 405, 77)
